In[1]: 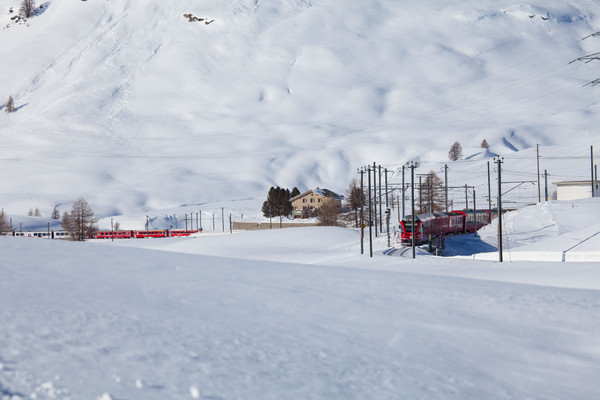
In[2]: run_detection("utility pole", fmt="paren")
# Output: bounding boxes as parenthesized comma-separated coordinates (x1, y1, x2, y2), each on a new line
(379, 164, 383, 233)
(444, 164, 448, 212)
(111, 218, 114, 242)
(495, 157, 504, 262)
(487, 161, 492, 219)
(367, 165, 373, 257)
(419, 175, 423, 213)
(410, 162, 416, 259)
(591, 146, 595, 197)
(384, 168, 389, 209)
(464, 184, 469, 210)
(402, 165, 406, 219)
(385, 208, 391, 247)
(222, 207, 225, 232)
(537, 144, 541, 203)
(359, 168, 364, 255)
(544, 169, 549, 201)
(373, 162, 378, 237)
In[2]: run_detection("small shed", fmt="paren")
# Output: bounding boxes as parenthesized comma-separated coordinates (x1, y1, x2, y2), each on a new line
(552, 180, 599, 201)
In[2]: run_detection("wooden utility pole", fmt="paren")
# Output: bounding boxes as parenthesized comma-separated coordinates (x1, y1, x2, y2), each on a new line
(487, 161, 492, 221)
(495, 157, 504, 262)
(379, 164, 383, 233)
(544, 170, 549, 201)
(591, 146, 595, 197)
(444, 164, 449, 212)
(373, 162, 378, 238)
(537, 144, 541, 203)
(402, 165, 405, 219)
(359, 168, 364, 255)
(411, 162, 416, 259)
(367, 166, 373, 257)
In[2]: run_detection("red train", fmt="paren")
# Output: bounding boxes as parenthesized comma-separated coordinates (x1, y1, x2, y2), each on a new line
(94, 229, 199, 239)
(398, 210, 491, 245)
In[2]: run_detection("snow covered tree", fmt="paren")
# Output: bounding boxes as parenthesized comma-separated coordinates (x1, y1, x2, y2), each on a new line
(20, 0, 36, 18)
(63, 197, 98, 241)
(316, 198, 342, 226)
(51, 206, 60, 220)
(481, 139, 489, 148)
(448, 141, 463, 161)
(4, 96, 15, 113)
(27, 208, 34, 216)
(34, 207, 41, 217)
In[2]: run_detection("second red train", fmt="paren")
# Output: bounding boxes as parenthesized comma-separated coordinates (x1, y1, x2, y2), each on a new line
(398, 210, 492, 245)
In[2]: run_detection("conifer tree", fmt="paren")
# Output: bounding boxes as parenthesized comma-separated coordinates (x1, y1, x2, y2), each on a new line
(4, 96, 15, 113)
(261, 186, 295, 218)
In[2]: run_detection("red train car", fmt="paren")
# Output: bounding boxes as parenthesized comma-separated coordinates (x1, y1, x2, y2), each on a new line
(135, 230, 167, 238)
(169, 229, 198, 237)
(95, 230, 134, 239)
(399, 209, 491, 245)
(450, 209, 491, 233)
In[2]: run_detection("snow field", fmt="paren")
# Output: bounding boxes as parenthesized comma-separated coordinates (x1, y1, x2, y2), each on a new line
(1, 220, 600, 399)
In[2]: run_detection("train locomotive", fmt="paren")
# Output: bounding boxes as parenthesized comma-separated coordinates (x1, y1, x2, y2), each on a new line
(398, 209, 491, 246)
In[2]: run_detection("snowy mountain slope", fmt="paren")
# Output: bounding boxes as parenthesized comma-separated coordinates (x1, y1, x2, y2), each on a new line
(1, 0, 599, 217)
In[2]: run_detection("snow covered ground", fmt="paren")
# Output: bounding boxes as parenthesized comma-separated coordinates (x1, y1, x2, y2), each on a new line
(1, 200, 599, 400)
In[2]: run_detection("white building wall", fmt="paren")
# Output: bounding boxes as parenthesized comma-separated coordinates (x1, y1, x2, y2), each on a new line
(556, 184, 597, 201)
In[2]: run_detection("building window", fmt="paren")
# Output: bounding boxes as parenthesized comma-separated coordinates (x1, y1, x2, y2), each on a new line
(310, 199, 315, 203)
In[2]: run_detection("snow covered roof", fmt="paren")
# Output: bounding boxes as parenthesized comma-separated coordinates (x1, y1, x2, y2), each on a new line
(290, 188, 343, 202)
